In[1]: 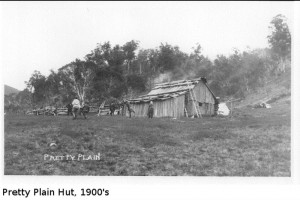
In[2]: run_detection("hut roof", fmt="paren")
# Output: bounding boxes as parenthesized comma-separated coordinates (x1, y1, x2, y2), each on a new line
(129, 77, 216, 103)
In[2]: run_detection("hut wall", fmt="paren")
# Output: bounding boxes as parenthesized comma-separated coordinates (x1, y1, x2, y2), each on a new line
(186, 82, 216, 116)
(193, 82, 215, 104)
(174, 95, 185, 118)
(130, 103, 148, 117)
(153, 96, 184, 118)
(130, 95, 185, 118)
(129, 80, 216, 118)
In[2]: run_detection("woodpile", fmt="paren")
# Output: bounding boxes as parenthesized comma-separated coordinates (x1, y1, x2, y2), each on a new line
(26, 106, 67, 116)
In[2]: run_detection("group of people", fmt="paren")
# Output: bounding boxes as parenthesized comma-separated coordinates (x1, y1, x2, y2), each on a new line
(117, 100, 154, 119)
(67, 97, 89, 120)
(119, 100, 135, 118)
(68, 97, 155, 120)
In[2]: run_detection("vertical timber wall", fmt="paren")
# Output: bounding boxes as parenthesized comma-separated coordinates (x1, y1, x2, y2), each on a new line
(186, 81, 216, 116)
(130, 95, 185, 118)
(129, 81, 216, 118)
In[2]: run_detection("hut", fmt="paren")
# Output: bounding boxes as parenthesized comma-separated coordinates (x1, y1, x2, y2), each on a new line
(128, 77, 218, 118)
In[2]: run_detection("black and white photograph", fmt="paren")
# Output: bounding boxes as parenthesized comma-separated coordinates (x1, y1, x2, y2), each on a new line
(0, 0, 298, 183)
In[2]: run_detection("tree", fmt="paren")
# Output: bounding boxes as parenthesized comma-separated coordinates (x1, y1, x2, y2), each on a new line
(126, 74, 147, 92)
(122, 40, 139, 73)
(191, 44, 205, 62)
(15, 89, 33, 110)
(157, 43, 187, 72)
(25, 70, 47, 105)
(43, 70, 63, 105)
(267, 14, 291, 59)
(173, 44, 213, 80)
(86, 42, 134, 100)
(59, 59, 97, 104)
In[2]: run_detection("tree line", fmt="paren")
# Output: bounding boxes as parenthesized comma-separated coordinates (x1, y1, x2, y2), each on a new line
(5, 14, 291, 112)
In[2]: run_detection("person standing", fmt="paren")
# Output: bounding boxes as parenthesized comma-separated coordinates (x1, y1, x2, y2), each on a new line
(66, 103, 73, 116)
(125, 100, 135, 118)
(72, 97, 81, 119)
(147, 101, 154, 119)
(120, 100, 125, 116)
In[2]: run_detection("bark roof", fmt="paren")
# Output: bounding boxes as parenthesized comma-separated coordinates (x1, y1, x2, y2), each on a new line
(129, 77, 216, 103)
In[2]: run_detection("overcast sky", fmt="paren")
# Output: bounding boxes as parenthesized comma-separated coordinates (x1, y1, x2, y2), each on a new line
(1, 2, 294, 90)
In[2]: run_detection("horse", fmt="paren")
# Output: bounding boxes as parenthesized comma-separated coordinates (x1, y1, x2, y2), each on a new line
(72, 105, 90, 119)
(80, 105, 90, 119)
(120, 100, 135, 118)
(109, 103, 119, 116)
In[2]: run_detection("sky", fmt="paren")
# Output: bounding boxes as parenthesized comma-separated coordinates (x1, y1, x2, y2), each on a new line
(0, 1, 295, 90)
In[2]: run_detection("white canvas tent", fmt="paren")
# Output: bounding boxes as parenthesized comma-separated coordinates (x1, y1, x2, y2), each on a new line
(217, 102, 230, 116)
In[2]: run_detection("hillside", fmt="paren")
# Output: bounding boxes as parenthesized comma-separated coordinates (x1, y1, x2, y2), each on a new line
(4, 85, 19, 95)
(236, 69, 291, 108)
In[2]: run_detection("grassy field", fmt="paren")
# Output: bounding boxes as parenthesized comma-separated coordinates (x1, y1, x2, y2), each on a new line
(4, 100, 290, 176)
